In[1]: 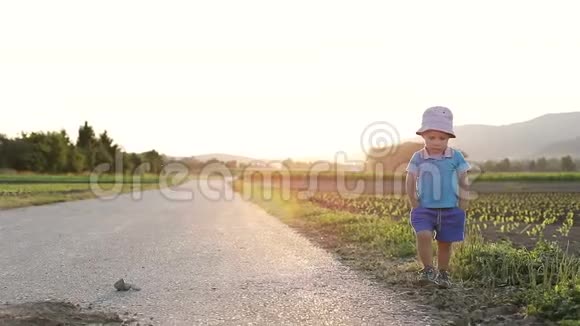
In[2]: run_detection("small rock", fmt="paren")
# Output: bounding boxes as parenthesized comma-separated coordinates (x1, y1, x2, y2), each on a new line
(115, 279, 131, 291)
(114, 278, 141, 291)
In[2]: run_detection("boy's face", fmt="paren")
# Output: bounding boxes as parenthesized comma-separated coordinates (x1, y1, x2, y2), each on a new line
(421, 130, 450, 153)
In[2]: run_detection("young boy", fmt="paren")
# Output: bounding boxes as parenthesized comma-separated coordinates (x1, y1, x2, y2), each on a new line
(405, 106, 471, 288)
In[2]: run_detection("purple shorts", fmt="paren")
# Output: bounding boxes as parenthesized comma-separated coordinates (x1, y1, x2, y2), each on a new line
(410, 207, 466, 242)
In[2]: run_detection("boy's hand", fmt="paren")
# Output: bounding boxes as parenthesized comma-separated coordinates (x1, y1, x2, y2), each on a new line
(410, 198, 419, 209)
(406, 172, 419, 209)
(458, 172, 470, 211)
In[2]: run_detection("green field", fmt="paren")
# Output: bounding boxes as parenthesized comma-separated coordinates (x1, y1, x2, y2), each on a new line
(474, 172, 580, 182)
(0, 173, 162, 184)
(0, 173, 191, 209)
(309, 192, 580, 251)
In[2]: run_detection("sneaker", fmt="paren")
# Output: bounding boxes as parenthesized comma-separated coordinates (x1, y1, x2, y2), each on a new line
(435, 270, 452, 288)
(417, 266, 438, 286)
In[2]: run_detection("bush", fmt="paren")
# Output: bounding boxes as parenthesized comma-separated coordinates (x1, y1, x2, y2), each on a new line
(453, 238, 580, 321)
(527, 278, 580, 320)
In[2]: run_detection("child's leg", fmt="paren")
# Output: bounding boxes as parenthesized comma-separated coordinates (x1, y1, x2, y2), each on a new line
(411, 207, 437, 268)
(416, 231, 434, 267)
(434, 207, 467, 271)
(437, 241, 452, 271)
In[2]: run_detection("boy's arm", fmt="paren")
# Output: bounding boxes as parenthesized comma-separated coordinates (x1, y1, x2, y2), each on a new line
(458, 171, 470, 210)
(405, 172, 419, 208)
(455, 150, 471, 211)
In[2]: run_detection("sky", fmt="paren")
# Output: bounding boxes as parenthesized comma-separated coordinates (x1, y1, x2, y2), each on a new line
(1, 1, 579, 161)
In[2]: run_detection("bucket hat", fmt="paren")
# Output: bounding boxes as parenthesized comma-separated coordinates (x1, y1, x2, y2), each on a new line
(416, 106, 456, 138)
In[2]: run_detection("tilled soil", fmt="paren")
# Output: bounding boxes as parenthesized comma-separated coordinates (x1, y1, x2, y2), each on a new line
(0, 301, 133, 326)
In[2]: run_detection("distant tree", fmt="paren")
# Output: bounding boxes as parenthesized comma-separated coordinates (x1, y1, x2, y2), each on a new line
(76, 121, 95, 149)
(561, 155, 577, 172)
(21, 131, 70, 173)
(536, 157, 548, 172)
(67, 145, 86, 173)
(52, 130, 73, 172)
(128, 153, 146, 174)
(121, 152, 134, 174)
(76, 121, 97, 170)
(547, 158, 561, 172)
(225, 160, 238, 169)
(0, 134, 8, 168)
(143, 150, 163, 174)
(205, 158, 222, 165)
(496, 158, 511, 172)
(282, 158, 293, 169)
(528, 160, 536, 171)
(94, 143, 114, 169)
(181, 157, 204, 172)
(367, 142, 423, 173)
(482, 160, 496, 172)
(2, 138, 44, 171)
(98, 131, 118, 158)
(510, 160, 525, 172)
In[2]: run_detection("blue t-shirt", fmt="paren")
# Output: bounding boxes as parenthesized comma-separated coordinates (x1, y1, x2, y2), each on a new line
(406, 147, 471, 208)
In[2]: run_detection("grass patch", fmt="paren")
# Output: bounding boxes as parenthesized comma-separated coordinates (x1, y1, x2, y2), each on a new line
(0, 173, 162, 184)
(0, 183, 161, 209)
(0, 174, 193, 209)
(454, 238, 580, 321)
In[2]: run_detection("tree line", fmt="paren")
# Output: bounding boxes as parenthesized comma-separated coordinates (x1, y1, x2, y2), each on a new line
(0, 122, 164, 174)
(479, 156, 579, 172)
